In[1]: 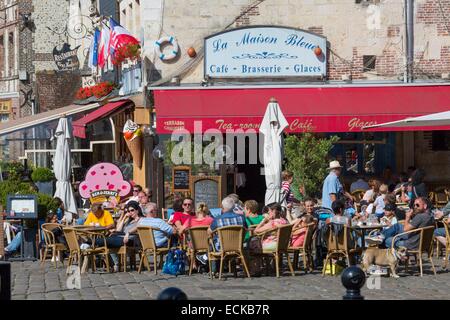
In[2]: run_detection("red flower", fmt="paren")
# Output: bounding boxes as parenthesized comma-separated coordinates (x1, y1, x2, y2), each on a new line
(111, 43, 141, 66)
(76, 82, 115, 100)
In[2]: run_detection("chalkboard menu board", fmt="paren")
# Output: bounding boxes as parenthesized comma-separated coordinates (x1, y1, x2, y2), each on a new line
(172, 166, 191, 191)
(192, 176, 221, 209)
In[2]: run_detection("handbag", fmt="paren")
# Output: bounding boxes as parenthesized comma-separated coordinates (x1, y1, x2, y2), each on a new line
(162, 249, 186, 276)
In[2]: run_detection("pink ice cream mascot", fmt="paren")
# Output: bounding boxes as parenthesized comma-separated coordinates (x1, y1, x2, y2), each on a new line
(79, 163, 132, 204)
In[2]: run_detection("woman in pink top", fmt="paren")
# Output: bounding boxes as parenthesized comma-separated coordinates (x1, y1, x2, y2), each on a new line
(254, 203, 288, 251)
(290, 215, 315, 247)
(179, 202, 213, 234)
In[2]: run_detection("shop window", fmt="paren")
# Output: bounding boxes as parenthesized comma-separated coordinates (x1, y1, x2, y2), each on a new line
(363, 55, 376, 72)
(431, 131, 450, 151)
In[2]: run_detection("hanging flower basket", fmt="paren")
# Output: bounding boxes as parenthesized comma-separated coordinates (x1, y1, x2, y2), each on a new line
(75, 81, 116, 101)
(112, 43, 141, 66)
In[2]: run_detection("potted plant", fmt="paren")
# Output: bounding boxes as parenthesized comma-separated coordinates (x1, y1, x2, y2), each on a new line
(31, 167, 55, 196)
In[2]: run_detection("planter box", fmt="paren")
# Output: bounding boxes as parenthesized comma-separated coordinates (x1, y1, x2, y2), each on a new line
(35, 181, 54, 196)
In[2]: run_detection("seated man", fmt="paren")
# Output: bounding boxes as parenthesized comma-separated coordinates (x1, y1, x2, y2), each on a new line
(128, 202, 175, 248)
(326, 200, 351, 227)
(197, 197, 247, 268)
(368, 197, 434, 250)
(84, 203, 115, 230)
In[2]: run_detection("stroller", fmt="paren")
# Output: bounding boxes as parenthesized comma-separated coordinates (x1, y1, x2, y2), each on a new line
(312, 207, 334, 269)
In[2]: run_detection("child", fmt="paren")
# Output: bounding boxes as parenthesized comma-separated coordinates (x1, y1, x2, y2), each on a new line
(290, 215, 315, 247)
(374, 184, 389, 218)
(281, 170, 301, 207)
(244, 200, 264, 242)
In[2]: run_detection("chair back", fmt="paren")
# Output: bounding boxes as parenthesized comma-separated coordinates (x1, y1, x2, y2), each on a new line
(276, 224, 293, 252)
(326, 224, 352, 252)
(303, 222, 317, 250)
(419, 226, 436, 254)
(216, 226, 244, 253)
(434, 191, 449, 206)
(137, 226, 158, 251)
(188, 226, 209, 252)
(443, 222, 450, 246)
(41, 223, 61, 246)
(63, 228, 80, 252)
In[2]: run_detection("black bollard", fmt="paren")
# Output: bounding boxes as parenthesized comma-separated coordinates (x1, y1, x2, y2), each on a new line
(0, 262, 11, 300)
(341, 266, 365, 300)
(157, 287, 188, 300)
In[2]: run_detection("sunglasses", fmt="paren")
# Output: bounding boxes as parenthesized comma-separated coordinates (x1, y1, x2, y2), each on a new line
(414, 203, 421, 208)
(183, 203, 192, 206)
(133, 190, 139, 192)
(128, 208, 136, 212)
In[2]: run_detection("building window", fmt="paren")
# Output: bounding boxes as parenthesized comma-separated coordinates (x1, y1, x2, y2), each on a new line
(8, 32, 13, 45)
(431, 131, 450, 151)
(363, 55, 376, 72)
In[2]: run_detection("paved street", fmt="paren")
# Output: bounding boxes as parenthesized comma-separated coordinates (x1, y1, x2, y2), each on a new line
(9, 258, 450, 300)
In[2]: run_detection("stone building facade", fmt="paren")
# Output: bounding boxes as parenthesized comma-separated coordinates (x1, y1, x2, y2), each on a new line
(138, 0, 449, 84)
(133, 0, 450, 183)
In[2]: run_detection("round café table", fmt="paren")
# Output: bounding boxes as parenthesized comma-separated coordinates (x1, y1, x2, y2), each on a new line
(350, 224, 385, 249)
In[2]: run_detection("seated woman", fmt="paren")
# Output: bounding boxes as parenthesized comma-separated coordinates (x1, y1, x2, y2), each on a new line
(254, 203, 288, 251)
(179, 202, 213, 235)
(102, 201, 143, 272)
(290, 215, 315, 248)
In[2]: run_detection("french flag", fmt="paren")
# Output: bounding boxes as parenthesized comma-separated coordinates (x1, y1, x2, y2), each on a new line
(109, 18, 140, 57)
(98, 25, 111, 68)
(88, 28, 100, 68)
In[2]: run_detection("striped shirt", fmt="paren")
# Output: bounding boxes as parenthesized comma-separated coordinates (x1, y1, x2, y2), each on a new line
(282, 181, 295, 203)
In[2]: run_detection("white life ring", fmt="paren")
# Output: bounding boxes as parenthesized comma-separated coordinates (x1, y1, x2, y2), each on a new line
(155, 36, 179, 61)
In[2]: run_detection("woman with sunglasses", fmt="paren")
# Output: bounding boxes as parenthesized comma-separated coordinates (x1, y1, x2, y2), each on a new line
(106, 201, 143, 272)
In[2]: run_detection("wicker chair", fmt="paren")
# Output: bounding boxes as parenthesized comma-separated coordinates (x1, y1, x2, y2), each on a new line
(322, 224, 361, 276)
(41, 223, 66, 268)
(438, 222, 450, 269)
(136, 226, 171, 274)
(288, 222, 316, 273)
(434, 189, 449, 207)
(186, 226, 210, 275)
(109, 242, 137, 272)
(63, 227, 111, 274)
(208, 226, 250, 280)
(256, 224, 295, 277)
(391, 225, 436, 277)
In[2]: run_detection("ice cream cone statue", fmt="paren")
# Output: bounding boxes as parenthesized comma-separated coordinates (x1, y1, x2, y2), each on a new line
(123, 120, 143, 168)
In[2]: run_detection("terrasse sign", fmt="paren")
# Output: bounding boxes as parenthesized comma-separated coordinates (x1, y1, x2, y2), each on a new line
(204, 26, 327, 78)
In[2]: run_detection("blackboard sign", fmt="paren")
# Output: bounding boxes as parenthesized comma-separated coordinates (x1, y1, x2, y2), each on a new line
(53, 43, 80, 71)
(172, 166, 191, 191)
(192, 176, 221, 209)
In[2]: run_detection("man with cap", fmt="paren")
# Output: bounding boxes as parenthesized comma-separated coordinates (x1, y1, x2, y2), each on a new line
(321, 160, 352, 210)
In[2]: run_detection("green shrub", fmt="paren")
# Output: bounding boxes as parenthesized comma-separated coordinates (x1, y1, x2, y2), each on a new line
(284, 133, 340, 198)
(31, 167, 55, 182)
(0, 161, 25, 180)
(0, 180, 36, 208)
(37, 193, 59, 220)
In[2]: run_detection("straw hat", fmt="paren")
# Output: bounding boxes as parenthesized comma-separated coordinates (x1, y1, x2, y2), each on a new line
(328, 160, 343, 170)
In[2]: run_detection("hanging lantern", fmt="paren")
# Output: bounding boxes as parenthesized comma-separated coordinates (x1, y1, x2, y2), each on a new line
(187, 47, 197, 58)
(314, 46, 322, 56)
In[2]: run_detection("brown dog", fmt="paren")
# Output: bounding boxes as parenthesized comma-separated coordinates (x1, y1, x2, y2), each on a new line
(361, 247, 408, 278)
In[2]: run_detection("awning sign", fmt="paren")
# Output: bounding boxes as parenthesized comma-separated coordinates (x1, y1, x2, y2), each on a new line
(204, 26, 327, 78)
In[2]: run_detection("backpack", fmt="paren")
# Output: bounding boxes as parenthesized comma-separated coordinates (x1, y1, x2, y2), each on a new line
(162, 249, 186, 276)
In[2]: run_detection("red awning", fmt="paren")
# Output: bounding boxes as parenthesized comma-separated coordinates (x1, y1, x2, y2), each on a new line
(153, 84, 450, 133)
(72, 100, 134, 139)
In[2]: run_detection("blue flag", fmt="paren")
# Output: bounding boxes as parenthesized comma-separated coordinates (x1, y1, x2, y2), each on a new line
(88, 28, 100, 68)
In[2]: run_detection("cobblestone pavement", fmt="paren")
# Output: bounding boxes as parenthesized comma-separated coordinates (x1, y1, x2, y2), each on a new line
(9, 258, 450, 300)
